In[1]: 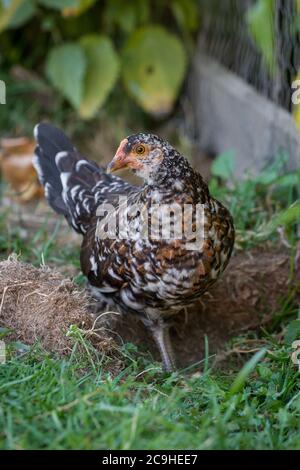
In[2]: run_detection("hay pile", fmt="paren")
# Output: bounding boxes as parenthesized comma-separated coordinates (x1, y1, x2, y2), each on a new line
(0, 256, 115, 356)
(0, 249, 299, 369)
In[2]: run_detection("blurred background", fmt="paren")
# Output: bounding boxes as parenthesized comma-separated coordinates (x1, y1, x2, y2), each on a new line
(1, 0, 300, 238)
(0, 0, 200, 155)
(1, 0, 300, 171)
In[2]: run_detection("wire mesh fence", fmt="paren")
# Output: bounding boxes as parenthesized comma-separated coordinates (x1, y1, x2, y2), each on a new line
(198, 0, 300, 112)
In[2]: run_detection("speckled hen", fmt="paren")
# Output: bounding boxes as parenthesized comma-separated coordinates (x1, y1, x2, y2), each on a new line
(33, 122, 235, 371)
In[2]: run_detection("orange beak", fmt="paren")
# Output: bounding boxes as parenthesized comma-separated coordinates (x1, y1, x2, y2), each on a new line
(107, 138, 131, 173)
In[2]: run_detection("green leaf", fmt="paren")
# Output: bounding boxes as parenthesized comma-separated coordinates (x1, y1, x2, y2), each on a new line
(0, 327, 12, 338)
(12, 341, 31, 353)
(79, 35, 119, 119)
(254, 200, 300, 242)
(104, 0, 136, 34)
(0, 0, 35, 32)
(6, 0, 35, 28)
(265, 200, 300, 233)
(46, 43, 86, 109)
(104, 0, 149, 34)
(254, 153, 287, 185)
(122, 26, 187, 117)
(38, 0, 79, 9)
(62, 0, 96, 17)
(246, 0, 276, 74)
(211, 150, 235, 179)
(171, 0, 199, 32)
(228, 349, 266, 396)
(285, 320, 300, 346)
(275, 173, 300, 189)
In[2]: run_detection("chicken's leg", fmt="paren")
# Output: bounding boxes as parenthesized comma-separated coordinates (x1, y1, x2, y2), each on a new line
(150, 322, 176, 372)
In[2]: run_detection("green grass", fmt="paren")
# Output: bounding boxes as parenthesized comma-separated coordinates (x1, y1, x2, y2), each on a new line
(0, 336, 299, 450)
(209, 151, 300, 249)
(0, 153, 300, 450)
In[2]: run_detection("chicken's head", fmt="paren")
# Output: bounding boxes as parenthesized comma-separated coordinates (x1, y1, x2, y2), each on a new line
(107, 133, 173, 182)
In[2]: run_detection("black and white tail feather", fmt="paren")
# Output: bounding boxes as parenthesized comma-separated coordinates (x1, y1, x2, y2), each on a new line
(33, 122, 133, 234)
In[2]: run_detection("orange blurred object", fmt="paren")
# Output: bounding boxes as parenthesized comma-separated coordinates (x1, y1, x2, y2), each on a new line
(0, 137, 44, 203)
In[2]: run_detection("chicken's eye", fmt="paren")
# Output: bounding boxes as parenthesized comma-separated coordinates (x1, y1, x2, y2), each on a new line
(135, 145, 146, 155)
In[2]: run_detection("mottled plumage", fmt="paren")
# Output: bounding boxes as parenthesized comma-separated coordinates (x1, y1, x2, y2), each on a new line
(34, 123, 234, 371)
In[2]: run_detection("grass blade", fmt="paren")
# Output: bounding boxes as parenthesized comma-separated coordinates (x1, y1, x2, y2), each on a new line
(228, 348, 266, 397)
